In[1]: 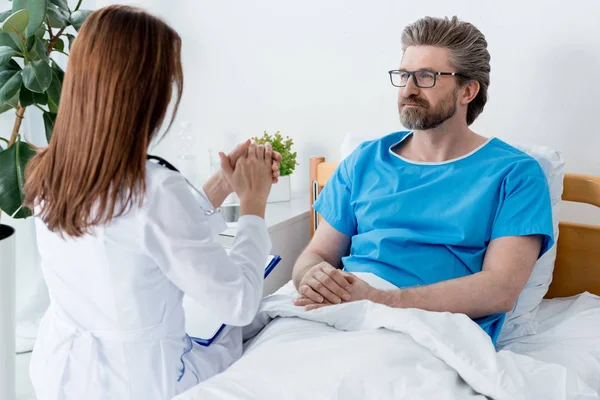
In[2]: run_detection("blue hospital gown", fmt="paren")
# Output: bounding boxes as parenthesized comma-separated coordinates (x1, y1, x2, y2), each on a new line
(313, 131, 554, 344)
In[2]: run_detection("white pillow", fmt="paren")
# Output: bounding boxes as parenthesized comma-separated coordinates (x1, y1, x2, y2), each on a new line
(338, 133, 564, 343)
(498, 142, 563, 344)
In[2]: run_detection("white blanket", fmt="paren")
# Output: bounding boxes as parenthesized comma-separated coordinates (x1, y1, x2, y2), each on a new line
(176, 274, 598, 400)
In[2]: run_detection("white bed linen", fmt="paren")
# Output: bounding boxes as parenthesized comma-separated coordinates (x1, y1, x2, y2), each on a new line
(501, 292, 600, 394)
(175, 274, 597, 400)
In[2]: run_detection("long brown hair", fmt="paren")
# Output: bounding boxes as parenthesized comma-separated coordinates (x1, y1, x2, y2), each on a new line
(24, 5, 183, 237)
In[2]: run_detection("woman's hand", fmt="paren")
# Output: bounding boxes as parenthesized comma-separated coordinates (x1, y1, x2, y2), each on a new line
(219, 143, 274, 218)
(221, 140, 282, 192)
(204, 139, 281, 210)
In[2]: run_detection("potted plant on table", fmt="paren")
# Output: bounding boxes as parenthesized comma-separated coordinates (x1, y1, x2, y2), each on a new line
(252, 130, 298, 203)
(0, 1, 92, 398)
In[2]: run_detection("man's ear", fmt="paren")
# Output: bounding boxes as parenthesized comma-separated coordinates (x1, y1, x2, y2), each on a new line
(461, 80, 480, 105)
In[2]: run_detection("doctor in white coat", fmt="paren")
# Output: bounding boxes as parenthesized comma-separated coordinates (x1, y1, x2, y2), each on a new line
(23, 5, 281, 399)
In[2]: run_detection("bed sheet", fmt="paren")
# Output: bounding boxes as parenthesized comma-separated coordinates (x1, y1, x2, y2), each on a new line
(501, 292, 600, 394)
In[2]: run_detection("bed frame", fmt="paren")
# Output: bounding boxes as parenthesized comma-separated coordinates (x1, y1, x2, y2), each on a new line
(309, 157, 600, 299)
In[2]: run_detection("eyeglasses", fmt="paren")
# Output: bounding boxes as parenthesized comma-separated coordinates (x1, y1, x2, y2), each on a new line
(388, 69, 466, 88)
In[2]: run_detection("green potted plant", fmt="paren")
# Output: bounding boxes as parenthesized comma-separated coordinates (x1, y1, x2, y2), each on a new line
(0, 2, 92, 395)
(252, 130, 298, 202)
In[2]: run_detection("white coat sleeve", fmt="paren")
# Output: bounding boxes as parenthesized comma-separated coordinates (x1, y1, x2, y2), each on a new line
(142, 173, 271, 326)
(187, 185, 228, 236)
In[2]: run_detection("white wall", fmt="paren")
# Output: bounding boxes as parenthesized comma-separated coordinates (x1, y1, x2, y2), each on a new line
(148, 1, 599, 180)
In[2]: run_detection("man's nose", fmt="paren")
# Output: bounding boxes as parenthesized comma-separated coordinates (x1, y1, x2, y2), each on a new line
(400, 75, 420, 99)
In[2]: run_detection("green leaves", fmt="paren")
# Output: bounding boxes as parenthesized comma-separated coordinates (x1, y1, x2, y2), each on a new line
(66, 33, 75, 50)
(0, 140, 35, 218)
(70, 10, 92, 31)
(43, 111, 56, 142)
(0, 68, 22, 104)
(22, 59, 52, 93)
(52, 37, 64, 52)
(46, 60, 62, 112)
(46, 4, 69, 29)
(0, 91, 19, 115)
(34, 24, 45, 39)
(0, 46, 17, 66)
(0, 33, 21, 51)
(0, 60, 22, 112)
(12, 0, 47, 38)
(1, 9, 30, 35)
(0, 11, 12, 23)
(252, 131, 298, 176)
(28, 37, 48, 61)
(49, 0, 69, 11)
(19, 86, 45, 107)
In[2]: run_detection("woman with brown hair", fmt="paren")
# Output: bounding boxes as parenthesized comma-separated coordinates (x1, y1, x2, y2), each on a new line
(23, 5, 279, 399)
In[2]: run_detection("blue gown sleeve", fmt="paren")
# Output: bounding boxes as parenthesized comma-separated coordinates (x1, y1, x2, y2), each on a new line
(490, 160, 554, 257)
(313, 159, 357, 237)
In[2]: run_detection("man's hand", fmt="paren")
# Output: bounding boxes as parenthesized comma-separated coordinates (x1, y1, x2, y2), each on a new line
(293, 272, 379, 310)
(293, 262, 355, 305)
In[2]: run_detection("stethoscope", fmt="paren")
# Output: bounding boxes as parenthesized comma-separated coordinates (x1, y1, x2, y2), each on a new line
(147, 154, 217, 216)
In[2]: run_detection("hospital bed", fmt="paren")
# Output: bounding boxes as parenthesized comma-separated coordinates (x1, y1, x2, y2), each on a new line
(177, 156, 600, 399)
(309, 156, 600, 391)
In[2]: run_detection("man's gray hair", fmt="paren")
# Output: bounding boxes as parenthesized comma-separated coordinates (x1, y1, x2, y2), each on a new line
(401, 16, 491, 126)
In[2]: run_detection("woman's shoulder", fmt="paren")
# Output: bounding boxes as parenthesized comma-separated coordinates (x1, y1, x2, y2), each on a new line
(145, 161, 187, 193)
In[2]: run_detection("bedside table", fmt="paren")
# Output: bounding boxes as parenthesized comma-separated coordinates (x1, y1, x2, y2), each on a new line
(217, 193, 311, 295)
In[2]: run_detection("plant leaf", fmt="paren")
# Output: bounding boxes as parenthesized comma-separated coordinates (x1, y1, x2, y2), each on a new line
(0, 10, 12, 23)
(7, 90, 20, 108)
(49, 0, 69, 11)
(19, 85, 35, 107)
(0, 46, 16, 66)
(43, 111, 56, 142)
(0, 90, 19, 115)
(46, 4, 69, 28)
(0, 32, 21, 51)
(46, 63, 62, 112)
(22, 59, 52, 93)
(12, 0, 47, 37)
(0, 68, 22, 104)
(26, 33, 36, 51)
(51, 59, 63, 80)
(34, 23, 45, 39)
(19, 85, 45, 107)
(36, 88, 47, 105)
(66, 33, 75, 50)
(1, 9, 30, 35)
(7, 31, 34, 52)
(28, 37, 48, 61)
(0, 140, 35, 218)
(69, 10, 92, 31)
(3, 59, 22, 72)
(52, 37, 64, 52)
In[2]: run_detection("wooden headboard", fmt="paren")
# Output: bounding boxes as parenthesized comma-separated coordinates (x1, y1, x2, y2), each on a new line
(309, 157, 600, 299)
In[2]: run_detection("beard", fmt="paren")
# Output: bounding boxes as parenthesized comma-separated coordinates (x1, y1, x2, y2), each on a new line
(399, 88, 458, 130)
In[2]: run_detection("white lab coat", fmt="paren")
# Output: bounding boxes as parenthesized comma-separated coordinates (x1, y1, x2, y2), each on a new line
(29, 161, 271, 400)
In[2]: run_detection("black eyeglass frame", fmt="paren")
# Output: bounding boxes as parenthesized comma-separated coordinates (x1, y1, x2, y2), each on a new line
(388, 69, 467, 88)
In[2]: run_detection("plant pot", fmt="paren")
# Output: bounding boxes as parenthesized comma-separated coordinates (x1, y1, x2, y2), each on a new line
(0, 224, 16, 400)
(267, 175, 291, 203)
(4, 215, 48, 354)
